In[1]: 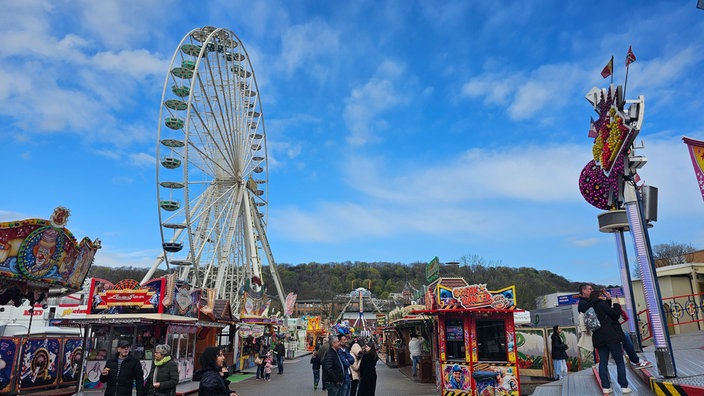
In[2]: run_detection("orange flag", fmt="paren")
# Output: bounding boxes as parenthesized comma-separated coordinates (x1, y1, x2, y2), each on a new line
(683, 136, 704, 202)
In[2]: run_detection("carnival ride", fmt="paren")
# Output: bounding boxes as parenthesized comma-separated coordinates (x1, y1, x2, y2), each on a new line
(335, 287, 384, 329)
(142, 26, 286, 315)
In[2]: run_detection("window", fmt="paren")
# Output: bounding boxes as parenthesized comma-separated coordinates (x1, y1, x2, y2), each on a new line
(445, 320, 465, 360)
(476, 319, 507, 361)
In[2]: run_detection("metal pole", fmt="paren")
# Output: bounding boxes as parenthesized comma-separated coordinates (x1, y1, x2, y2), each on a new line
(623, 181, 677, 377)
(614, 229, 642, 351)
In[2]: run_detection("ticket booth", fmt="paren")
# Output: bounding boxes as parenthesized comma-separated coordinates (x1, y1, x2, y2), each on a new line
(413, 277, 521, 396)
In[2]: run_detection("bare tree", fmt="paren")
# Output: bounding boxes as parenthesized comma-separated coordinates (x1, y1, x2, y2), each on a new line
(653, 241, 695, 267)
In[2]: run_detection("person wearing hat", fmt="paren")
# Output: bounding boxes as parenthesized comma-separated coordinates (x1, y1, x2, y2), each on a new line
(100, 340, 145, 396)
(449, 364, 463, 390)
(145, 344, 179, 396)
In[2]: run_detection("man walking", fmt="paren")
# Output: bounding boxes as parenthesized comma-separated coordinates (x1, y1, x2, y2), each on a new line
(100, 340, 145, 396)
(408, 332, 424, 377)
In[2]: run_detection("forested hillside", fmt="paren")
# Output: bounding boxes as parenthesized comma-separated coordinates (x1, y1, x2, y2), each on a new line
(88, 261, 606, 310)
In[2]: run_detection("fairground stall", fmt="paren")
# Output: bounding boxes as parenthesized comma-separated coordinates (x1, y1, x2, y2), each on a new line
(305, 316, 325, 351)
(386, 304, 433, 381)
(0, 207, 101, 394)
(235, 289, 282, 372)
(412, 277, 521, 396)
(53, 274, 233, 392)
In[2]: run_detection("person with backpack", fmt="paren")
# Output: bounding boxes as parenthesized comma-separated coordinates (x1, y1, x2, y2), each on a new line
(588, 290, 631, 394)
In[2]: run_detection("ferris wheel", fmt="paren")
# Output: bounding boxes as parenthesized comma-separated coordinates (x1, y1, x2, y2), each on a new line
(145, 26, 286, 313)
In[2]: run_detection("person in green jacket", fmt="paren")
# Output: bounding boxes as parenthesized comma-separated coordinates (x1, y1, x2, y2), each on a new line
(145, 344, 180, 396)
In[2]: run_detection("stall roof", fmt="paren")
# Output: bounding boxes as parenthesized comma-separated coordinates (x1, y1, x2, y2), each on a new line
(52, 313, 198, 327)
(411, 308, 524, 315)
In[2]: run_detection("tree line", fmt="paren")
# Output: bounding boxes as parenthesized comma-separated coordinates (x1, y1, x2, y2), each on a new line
(87, 242, 697, 312)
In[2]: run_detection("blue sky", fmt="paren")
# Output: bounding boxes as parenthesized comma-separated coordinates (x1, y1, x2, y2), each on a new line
(2, 1, 704, 288)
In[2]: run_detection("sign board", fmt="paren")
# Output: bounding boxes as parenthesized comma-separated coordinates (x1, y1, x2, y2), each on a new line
(426, 256, 439, 283)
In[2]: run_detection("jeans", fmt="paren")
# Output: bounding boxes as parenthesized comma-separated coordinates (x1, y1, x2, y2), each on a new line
(552, 359, 567, 379)
(325, 381, 342, 396)
(277, 355, 285, 374)
(597, 342, 628, 389)
(411, 355, 421, 376)
(341, 377, 351, 396)
(313, 369, 320, 387)
(256, 363, 264, 379)
(621, 331, 640, 364)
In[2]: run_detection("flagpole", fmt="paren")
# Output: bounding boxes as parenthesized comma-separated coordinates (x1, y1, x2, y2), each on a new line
(624, 63, 630, 99)
(610, 56, 614, 84)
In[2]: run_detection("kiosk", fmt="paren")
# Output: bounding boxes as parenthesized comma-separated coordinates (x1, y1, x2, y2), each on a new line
(413, 277, 521, 396)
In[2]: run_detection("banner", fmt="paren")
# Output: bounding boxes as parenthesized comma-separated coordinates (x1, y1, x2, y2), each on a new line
(683, 136, 704, 202)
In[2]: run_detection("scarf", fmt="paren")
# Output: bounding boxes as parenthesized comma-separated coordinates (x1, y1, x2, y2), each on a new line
(154, 355, 172, 366)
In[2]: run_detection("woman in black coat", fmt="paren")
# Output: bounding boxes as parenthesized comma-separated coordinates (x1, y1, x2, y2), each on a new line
(358, 341, 378, 396)
(193, 347, 238, 396)
(588, 290, 630, 393)
(145, 344, 180, 396)
(550, 325, 568, 380)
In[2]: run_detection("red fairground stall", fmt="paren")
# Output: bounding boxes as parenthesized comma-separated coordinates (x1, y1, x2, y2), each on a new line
(53, 274, 234, 393)
(413, 277, 521, 396)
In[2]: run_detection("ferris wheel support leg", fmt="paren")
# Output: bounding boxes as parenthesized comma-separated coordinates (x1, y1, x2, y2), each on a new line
(141, 253, 166, 285)
(250, 196, 287, 315)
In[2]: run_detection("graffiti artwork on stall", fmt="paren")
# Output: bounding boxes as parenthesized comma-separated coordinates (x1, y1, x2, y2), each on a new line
(436, 283, 517, 310)
(241, 290, 271, 319)
(471, 363, 519, 396)
(0, 338, 19, 393)
(18, 338, 60, 390)
(61, 339, 83, 383)
(515, 328, 547, 377)
(88, 277, 172, 315)
(443, 363, 471, 392)
(0, 207, 101, 306)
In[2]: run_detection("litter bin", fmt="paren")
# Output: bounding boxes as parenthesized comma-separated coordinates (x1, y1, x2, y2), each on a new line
(419, 357, 433, 383)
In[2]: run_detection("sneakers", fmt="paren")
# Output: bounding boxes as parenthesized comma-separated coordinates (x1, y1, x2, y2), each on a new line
(602, 388, 613, 394)
(621, 387, 632, 393)
(636, 360, 653, 369)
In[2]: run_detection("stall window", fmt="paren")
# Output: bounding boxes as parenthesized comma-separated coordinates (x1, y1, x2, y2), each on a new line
(476, 319, 507, 361)
(445, 320, 465, 361)
(167, 326, 196, 360)
(88, 327, 111, 360)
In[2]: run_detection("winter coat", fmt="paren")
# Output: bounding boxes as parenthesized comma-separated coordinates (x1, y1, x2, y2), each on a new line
(322, 347, 344, 384)
(310, 354, 321, 371)
(193, 367, 231, 396)
(145, 358, 180, 396)
(350, 343, 362, 381)
(589, 297, 624, 348)
(551, 333, 569, 360)
(100, 353, 145, 396)
(358, 350, 378, 396)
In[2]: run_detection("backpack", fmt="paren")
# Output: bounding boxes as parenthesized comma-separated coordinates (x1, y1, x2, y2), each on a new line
(584, 307, 601, 332)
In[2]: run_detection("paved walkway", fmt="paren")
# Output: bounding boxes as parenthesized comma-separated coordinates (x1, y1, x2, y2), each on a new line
(231, 351, 437, 396)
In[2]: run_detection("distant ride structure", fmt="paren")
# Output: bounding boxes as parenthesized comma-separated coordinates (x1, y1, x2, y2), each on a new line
(146, 26, 286, 314)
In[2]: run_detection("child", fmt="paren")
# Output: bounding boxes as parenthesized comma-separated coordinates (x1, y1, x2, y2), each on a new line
(310, 350, 321, 390)
(264, 355, 273, 381)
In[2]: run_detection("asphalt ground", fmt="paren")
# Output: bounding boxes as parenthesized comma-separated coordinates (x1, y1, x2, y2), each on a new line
(230, 352, 437, 396)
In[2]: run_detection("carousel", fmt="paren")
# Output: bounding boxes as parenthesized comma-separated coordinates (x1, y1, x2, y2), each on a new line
(0, 207, 101, 394)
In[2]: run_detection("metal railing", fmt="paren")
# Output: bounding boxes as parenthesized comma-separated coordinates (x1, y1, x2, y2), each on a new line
(637, 291, 704, 342)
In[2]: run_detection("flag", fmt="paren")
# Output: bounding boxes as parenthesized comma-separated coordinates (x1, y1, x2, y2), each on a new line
(601, 57, 613, 78)
(626, 46, 636, 67)
(698, 0, 704, 10)
(683, 136, 704, 202)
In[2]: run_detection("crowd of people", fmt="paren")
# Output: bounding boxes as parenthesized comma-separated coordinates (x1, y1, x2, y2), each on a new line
(311, 333, 379, 396)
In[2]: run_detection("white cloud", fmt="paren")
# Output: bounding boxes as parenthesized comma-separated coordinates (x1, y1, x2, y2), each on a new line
(343, 60, 409, 147)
